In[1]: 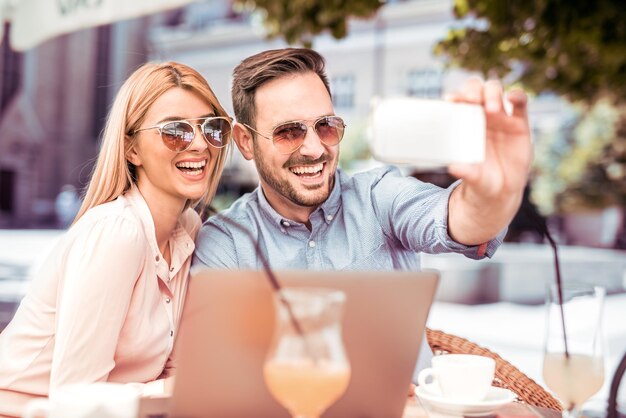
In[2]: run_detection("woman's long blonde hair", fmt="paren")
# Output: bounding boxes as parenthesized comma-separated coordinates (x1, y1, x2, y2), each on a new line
(74, 61, 230, 223)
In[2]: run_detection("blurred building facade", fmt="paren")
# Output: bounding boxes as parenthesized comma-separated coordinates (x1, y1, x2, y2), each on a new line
(146, 0, 572, 235)
(0, 0, 570, 230)
(1, 0, 451, 226)
(0, 18, 155, 228)
(144, 0, 481, 198)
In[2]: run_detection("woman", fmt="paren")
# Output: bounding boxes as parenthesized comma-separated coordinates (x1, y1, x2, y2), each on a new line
(0, 62, 232, 416)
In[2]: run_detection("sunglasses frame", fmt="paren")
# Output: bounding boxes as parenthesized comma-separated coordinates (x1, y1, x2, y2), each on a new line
(133, 116, 233, 152)
(243, 115, 346, 154)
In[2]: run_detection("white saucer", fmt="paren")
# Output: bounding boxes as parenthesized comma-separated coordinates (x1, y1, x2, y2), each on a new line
(415, 384, 516, 416)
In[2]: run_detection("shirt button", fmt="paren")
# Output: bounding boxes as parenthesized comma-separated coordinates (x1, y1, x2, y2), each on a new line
(170, 267, 174, 272)
(155, 255, 160, 262)
(170, 330, 174, 337)
(282, 221, 290, 227)
(308, 240, 316, 248)
(326, 215, 333, 221)
(165, 298, 171, 304)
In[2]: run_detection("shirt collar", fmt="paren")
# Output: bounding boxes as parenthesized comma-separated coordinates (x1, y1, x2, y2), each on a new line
(319, 168, 342, 223)
(124, 185, 196, 273)
(255, 186, 286, 228)
(125, 185, 160, 256)
(255, 168, 343, 228)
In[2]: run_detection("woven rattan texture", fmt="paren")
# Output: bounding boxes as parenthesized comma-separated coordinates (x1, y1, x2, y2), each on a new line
(426, 328, 563, 411)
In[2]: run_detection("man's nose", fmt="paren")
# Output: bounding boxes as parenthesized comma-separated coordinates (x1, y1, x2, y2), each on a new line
(297, 126, 325, 158)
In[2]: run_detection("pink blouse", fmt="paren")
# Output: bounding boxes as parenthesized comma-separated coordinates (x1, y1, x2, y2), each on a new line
(0, 187, 200, 417)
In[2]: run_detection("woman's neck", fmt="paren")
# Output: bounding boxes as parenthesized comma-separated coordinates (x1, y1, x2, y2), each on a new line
(136, 184, 186, 255)
(152, 205, 181, 256)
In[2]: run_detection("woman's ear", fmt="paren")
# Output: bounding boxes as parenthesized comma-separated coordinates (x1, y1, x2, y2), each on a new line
(126, 136, 142, 167)
(233, 123, 255, 161)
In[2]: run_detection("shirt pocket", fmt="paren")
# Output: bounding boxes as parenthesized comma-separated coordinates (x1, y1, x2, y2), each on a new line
(338, 242, 394, 271)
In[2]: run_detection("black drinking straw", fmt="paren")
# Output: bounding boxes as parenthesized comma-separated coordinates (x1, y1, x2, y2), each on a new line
(206, 207, 310, 349)
(522, 205, 570, 358)
(607, 352, 626, 418)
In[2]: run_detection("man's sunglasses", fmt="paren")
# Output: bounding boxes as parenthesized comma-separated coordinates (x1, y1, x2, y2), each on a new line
(132, 117, 232, 152)
(243, 116, 346, 154)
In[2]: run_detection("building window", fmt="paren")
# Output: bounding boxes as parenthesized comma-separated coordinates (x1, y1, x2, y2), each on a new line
(406, 69, 442, 99)
(0, 23, 23, 115)
(331, 75, 355, 109)
(92, 25, 112, 140)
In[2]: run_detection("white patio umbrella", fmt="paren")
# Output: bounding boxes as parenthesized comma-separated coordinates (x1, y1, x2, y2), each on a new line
(0, 0, 198, 51)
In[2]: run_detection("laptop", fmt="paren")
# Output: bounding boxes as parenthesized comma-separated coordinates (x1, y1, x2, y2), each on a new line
(168, 269, 439, 418)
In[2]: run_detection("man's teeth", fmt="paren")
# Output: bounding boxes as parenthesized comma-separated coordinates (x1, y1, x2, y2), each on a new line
(290, 163, 323, 174)
(176, 160, 206, 169)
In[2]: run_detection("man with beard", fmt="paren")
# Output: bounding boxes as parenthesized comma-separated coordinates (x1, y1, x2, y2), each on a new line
(192, 48, 532, 373)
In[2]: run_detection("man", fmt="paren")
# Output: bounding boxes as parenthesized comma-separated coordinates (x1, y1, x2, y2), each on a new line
(193, 48, 532, 373)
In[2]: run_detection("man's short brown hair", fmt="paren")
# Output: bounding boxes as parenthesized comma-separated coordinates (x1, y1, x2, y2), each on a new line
(231, 48, 332, 127)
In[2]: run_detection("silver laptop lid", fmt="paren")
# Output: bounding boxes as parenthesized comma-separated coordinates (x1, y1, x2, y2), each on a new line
(170, 269, 439, 418)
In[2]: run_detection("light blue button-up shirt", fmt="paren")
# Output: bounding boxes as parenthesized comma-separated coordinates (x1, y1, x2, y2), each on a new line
(193, 165, 505, 375)
(194, 166, 503, 271)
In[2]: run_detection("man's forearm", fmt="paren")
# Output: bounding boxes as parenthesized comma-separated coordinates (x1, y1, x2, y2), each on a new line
(447, 182, 523, 246)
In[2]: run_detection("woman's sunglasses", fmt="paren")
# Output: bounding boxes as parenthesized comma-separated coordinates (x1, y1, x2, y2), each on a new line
(243, 115, 346, 154)
(132, 116, 232, 152)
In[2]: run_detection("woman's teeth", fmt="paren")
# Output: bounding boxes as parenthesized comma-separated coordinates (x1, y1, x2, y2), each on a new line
(176, 160, 206, 176)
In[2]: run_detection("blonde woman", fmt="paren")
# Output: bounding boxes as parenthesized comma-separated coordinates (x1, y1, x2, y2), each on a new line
(0, 62, 232, 416)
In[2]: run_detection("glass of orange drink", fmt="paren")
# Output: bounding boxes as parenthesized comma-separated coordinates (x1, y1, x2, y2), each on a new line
(543, 283, 605, 418)
(264, 288, 351, 418)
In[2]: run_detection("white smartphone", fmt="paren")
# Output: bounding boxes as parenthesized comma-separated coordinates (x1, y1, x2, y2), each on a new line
(367, 97, 486, 167)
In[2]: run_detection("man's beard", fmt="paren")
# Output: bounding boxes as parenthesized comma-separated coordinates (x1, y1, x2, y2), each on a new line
(253, 144, 336, 208)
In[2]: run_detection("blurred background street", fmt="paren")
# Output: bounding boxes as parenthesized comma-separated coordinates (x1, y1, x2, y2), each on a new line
(1, 0, 625, 412)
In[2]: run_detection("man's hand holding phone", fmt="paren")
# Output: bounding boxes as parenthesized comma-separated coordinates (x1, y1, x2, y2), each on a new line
(368, 77, 532, 246)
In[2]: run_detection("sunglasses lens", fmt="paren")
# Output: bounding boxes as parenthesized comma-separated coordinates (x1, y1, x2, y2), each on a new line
(203, 118, 232, 148)
(161, 122, 194, 152)
(272, 122, 308, 153)
(315, 116, 345, 145)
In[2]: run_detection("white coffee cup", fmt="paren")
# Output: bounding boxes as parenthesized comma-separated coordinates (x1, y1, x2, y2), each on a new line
(22, 382, 139, 418)
(417, 354, 496, 402)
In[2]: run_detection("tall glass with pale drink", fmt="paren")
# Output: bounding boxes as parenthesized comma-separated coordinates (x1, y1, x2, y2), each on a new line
(264, 288, 351, 418)
(543, 283, 605, 418)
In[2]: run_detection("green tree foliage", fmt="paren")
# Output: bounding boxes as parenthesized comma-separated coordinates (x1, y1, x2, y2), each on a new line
(434, 0, 626, 104)
(234, 0, 383, 47)
(433, 1, 626, 215)
(531, 100, 625, 213)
